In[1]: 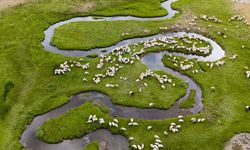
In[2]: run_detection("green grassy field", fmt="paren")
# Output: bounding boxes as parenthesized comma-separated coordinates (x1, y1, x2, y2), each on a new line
(83, 141, 99, 150)
(180, 89, 196, 108)
(51, 21, 163, 50)
(0, 0, 249, 149)
(51, 20, 212, 57)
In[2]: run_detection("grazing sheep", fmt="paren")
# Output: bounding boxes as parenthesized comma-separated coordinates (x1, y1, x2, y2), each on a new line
(163, 131, 168, 136)
(129, 91, 134, 96)
(169, 122, 181, 133)
(129, 137, 134, 141)
(98, 118, 105, 124)
(150, 135, 164, 150)
(178, 119, 184, 123)
(149, 103, 155, 107)
(191, 118, 197, 123)
(246, 106, 250, 111)
(229, 54, 238, 60)
(246, 71, 250, 78)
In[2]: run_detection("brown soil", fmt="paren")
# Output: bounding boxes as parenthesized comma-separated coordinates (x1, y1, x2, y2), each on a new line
(76, 1, 95, 13)
(231, 1, 250, 22)
(0, 0, 28, 11)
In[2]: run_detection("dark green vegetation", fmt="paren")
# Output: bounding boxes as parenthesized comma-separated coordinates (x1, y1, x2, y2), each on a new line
(83, 141, 99, 150)
(36, 102, 110, 143)
(0, 81, 14, 117)
(0, 0, 250, 150)
(180, 90, 196, 108)
(86, 53, 98, 58)
(2, 81, 14, 101)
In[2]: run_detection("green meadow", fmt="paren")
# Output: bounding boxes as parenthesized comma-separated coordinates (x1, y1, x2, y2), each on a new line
(0, 0, 249, 149)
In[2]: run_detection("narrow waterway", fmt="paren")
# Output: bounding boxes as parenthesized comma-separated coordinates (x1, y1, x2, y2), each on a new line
(20, 0, 225, 149)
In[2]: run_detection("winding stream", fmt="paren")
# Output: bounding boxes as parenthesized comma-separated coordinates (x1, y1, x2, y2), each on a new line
(21, 0, 225, 149)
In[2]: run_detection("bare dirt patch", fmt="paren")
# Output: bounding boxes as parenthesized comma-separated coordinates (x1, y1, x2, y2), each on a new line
(75, 1, 95, 13)
(231, 1, 250, 22)
(166, 11, 208, 34)
(0, 0, 27, 11)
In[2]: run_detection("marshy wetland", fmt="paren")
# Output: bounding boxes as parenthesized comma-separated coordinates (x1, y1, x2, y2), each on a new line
(0, 0, 249, 149)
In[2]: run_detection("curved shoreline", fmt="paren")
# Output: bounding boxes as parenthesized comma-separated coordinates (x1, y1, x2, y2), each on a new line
(41, 0, 178, 57)
(21, 0, 226, 149)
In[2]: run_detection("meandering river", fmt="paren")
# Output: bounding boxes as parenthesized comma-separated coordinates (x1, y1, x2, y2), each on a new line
(20, 0, 225, 149)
